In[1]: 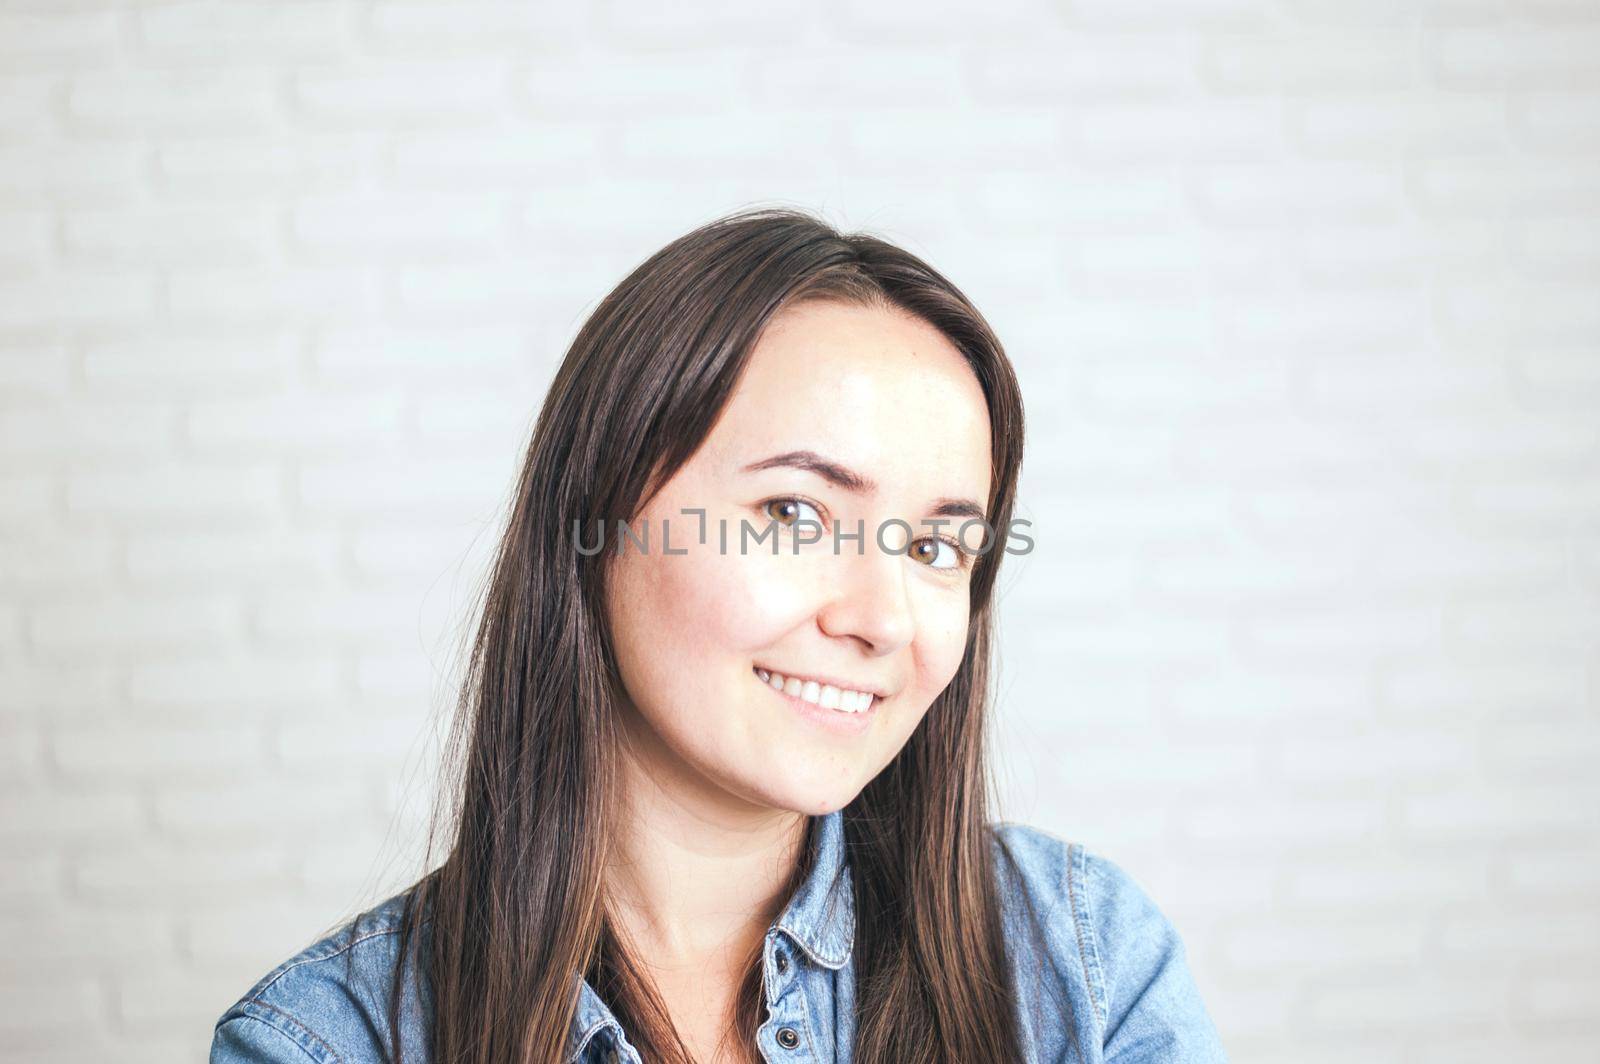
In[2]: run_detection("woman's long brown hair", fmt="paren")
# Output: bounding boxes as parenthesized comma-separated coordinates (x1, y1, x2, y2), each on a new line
(376, 206, 1070, 1062)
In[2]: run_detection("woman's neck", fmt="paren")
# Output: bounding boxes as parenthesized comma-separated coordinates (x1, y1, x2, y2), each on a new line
(605, 739, 808, 972)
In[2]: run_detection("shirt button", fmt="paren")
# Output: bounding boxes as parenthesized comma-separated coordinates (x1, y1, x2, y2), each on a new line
(605, 1048, 620, 1064)
(776, 1027, 801, 1050)
(776, 953, 789, 973)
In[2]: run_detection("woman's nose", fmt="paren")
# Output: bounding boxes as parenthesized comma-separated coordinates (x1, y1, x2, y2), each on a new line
(814, 530, 915, 656)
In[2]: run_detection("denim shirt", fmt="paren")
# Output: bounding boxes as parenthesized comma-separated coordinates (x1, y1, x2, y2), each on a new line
(211, 811, 1228, 1063)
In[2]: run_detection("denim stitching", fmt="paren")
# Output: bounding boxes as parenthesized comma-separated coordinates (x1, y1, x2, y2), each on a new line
(566, 1015, 620, 1064)
(221, 1013, 329, 1064)
(774, 917, 851, 969)
(793, 1000, 820, 1063)
(236, 1000, 346, 1064)
(768, 980, 820, 1064)
(218, 911, 431, 1062)
(1065, 843, 1107, 1035)
(251, 923, 418, 999)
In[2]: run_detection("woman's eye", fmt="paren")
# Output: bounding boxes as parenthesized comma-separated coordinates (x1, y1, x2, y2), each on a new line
(910, 536, 967, 572)
(763, 497, 824, 530)
(760, 502, 970, 573)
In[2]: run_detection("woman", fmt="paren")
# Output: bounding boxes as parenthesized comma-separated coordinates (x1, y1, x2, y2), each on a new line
(209, 208, 1228, 1063)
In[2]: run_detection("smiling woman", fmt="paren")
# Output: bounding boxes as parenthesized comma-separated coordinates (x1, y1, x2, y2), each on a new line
(604, 297, 994, 826)
(208, 208, 1228, 1064)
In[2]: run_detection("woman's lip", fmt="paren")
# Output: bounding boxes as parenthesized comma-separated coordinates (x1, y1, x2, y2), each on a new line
(755, 667, 879, 735)
(751, 663, 888, 699)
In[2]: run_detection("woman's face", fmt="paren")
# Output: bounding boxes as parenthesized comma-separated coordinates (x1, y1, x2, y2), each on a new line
(605, 298, 994, 817)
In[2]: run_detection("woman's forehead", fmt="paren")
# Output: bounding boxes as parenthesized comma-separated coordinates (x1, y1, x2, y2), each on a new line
(700, 301, 993, 504)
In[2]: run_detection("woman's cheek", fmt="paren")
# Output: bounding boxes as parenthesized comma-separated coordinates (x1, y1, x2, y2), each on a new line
(918, 594, 972, 693)
(713, 545, 827, 636)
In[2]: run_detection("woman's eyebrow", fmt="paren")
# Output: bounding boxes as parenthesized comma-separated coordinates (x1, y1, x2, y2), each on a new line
(740, 450, 986, 521)
(742, 450, 873, 492)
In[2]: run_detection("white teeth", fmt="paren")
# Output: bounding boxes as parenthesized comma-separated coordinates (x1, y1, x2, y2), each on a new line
(755, 667, 875, 715)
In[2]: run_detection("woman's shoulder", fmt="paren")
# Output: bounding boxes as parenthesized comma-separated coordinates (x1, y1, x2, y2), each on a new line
(988, 819, 1160, 934)
(987, 820, 1175, 932)
(209, 888, 430, 1064)
(986, 820, 1230, 1062)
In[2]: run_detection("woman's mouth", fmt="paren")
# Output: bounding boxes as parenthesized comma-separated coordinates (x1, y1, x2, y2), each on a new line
(752, 665, 884, 736)
(753, 665, 877, 714)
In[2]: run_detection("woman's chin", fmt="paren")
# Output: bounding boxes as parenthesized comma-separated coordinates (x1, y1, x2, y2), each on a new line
(749, 775, 863, 819)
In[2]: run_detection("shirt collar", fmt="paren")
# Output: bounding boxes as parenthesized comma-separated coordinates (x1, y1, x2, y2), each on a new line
(774, 807, 856, 970)
(565, 809, 856, 1062)
(567, 981, 623, 1064)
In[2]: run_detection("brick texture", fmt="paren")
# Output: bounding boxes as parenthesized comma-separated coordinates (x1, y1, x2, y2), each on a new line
(1, 4, 1597, 1062)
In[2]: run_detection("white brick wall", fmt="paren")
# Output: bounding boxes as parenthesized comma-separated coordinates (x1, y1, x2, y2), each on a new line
(1, 3, 1596, 1061)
